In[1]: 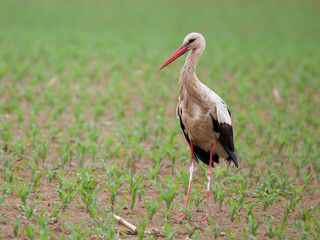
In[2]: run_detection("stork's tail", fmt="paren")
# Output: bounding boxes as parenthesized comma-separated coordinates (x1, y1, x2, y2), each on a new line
(224, 146, 239, 168)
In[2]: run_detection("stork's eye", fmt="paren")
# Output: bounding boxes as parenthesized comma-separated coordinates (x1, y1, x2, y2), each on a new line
(188, 39, 195, 44)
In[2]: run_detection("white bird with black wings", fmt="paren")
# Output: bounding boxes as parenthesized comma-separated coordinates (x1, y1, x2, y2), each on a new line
(159, 32, 238, 222)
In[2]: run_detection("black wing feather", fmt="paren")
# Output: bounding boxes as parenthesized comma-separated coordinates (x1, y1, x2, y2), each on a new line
(210, 113, 238, 167)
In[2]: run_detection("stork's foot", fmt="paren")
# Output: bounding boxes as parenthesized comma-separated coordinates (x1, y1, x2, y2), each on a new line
(172, 213, 188, 220)
(193, 216, 209, 223)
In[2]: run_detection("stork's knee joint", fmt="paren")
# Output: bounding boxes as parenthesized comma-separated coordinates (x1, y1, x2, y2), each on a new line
(189, 164, 195, 173)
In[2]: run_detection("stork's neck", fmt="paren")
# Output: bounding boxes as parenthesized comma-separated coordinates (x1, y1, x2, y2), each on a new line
(179, 49, 203, 98)
(182, 49, 202, 73)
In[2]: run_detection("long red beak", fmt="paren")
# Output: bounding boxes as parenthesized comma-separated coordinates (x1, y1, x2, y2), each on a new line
(159, 44, 189, 70)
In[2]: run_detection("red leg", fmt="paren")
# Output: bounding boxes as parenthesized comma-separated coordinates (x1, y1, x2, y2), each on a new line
(194, 143, 214, 223)
(172, 139, 195, 220)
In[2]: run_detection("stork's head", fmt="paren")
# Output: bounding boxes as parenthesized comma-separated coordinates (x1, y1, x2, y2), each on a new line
(159, 32, 206, 70)
(182, 32, 206, 52)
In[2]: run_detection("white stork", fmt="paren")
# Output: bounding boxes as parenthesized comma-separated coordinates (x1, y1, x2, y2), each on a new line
(159, 33, 238, 222)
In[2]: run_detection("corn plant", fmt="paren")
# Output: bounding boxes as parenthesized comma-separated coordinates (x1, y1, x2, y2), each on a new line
(228, 198, 242, 222)
(176, 167, 190, 191)
(179, 204, 192, 221)
(191, 187, 205, 212)
(274, 217, 286, 240)
(270, 171, 289, 193)
(0, 195, 4, 208)
(283, 202, 290, 221)
(33, 209, 51, 239)
(50, 202, 61, 219)
(148, 165, 160, 182)
(12, 137, 25, 158)
(79, 186, 100, 214)
(151, 148, 165, 167)
(294, 220, 312, 239)
(207, 215, 221, 239)
(126, 173, 144, 210)
(66, 222, 91, 240)
(56, 172, 78, 211)
(156, 177, 179, 210)
(185, 223, 200, 240)
(13, 215, 21, 237)
(137, 216, 148, 240)
(37, 140, 49, 160)
(162, 219, 177, 240)
(23, 223, 35, 240)
(21, 204, 35, 220)
(105, 179, 124, 211)
(212, 183, 225, 210)
(256, 185, 280, 211)
(75, 139, 88, 167)
(76, 169, 99, 213)
(312, 203, 320, 236)
(91, 211, 119, 239)
(57, 139, 74, 166)
(144, 200, 158, 221)
(224, 225, 239, 240)
(247, 215, 262, 238)
(294, 206, 313, 238)
(289, 184, 306, 210)
(264, 214, 276, 239)
(31, 169, 41, 188)
(43, 163, 55, 184)
(3, 166, 14, 184)
(10, 179, 34, 205)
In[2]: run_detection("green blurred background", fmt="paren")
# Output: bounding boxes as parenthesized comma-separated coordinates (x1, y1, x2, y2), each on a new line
(1, 0, 319, 142)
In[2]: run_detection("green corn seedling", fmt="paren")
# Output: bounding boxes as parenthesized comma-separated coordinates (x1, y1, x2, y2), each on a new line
(144, 200, 157, 221)
(162, 219, 177, 240)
